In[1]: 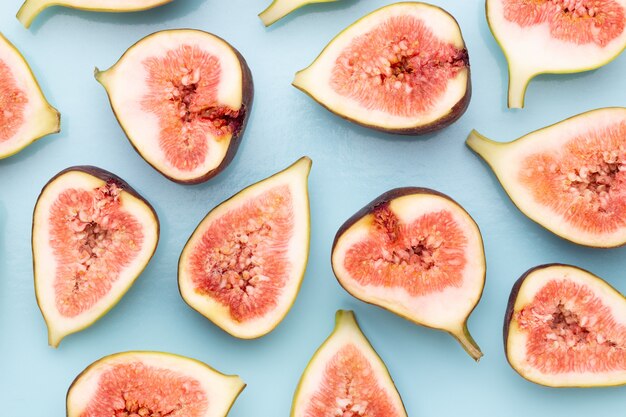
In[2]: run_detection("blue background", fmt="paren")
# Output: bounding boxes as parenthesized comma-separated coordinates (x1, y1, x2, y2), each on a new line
(0, 0, 625, 415)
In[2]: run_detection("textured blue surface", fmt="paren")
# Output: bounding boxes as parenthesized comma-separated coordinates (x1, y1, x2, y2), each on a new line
(1, 0, 625, 415)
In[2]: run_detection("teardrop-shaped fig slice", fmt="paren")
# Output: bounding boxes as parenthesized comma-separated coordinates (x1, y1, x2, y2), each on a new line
(0, 33, 59, 159)
(293, 2, 470, 135)
(487, 0, 626, 108)
(332, 188, 485, 360)
(67, 351, 245, 417)
(259, 0, 338, 27)
(505, 264, 626, 387)
(17, 0, 174, 28)
(467, 107, 626, 248)
(179, 157, 311, 339)
(33, 167, 159, 347)
(96, 29, 253, 184)
(292, 310, 407, 417)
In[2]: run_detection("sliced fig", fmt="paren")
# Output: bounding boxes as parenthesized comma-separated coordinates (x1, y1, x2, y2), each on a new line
(17, 0, 174, 28)
(0, 33, 59, 159)
(467, 107, 626, 248)
(293, 2, 471, 135)
(505, 264, 626, 387)
(292, 310, 407, 417)
(67, 351, 245, 417)
(487, 0, 626, 108)
(96, 29, 253, 184)
(259, 0, 339, 27)
(179, 157, 311, 338)
(32, 167, 159, 347)
(332, 188, 485, 360)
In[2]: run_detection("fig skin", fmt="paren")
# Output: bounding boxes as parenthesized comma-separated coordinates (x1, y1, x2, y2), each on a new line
(96, 30, 254, 185)
(32, 166, 160, 347)
(503, 263, 626, 388)
(332, 187, 486, 359)
(293, 4, 471, 136)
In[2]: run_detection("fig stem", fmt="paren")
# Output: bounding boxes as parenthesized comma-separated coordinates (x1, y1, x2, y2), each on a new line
(452, 325, 483, 362)
(466, 130, 505, 162)
(507, 67, 533, 109)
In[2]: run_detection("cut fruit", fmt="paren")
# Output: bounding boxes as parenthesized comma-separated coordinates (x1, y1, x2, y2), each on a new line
(293, 2, 471, 135)
(332, 188, 486, 360)
(486, 0, 626, 108)
(179, 157, 311, 339)
(505, 264, 626, 387)
(0, 33, 59, 159)
(32, 166, 159, 347)
(96, 29, 253, 184)
(291, 310, 407, 417)
(467, 107, 626, 248)
(17, 0, 174, 28)
(67, 351, 245, 417)
(259, 0, 339, 27)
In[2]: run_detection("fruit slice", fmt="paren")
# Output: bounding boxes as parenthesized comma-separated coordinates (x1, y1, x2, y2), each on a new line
(0, 33, 59, 159)
(259, 0, 339, 27)
(505, 264, 626, 387)
(291, 310, 407, 417)
(96, 29, 253, 184)
(67, 351, 245, 417)
(293, 2, 471, 135)
(467, 107, 626, 248)
(487, 0, 626, 108)
(332, 188, 486, 360)
(179, 157, 311, 338)
(33, 166, 159, 347)
(17, 0, 174, 28)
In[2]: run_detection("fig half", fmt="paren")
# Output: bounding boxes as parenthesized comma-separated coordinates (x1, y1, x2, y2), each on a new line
(259, 0, 339, 27)
(505, 264, 626, 387)
(292, 310, 408, 417)
(67, 351, 245, 417)
(487, 0, 626, 108)
(96, 29, 253, 184)
(467, 107, 626, 248)
(17, 0, 174, 28)
(293, 2, 471, 135)
(33, 167, 159, 347)
(332, 188, 486, 360)
(0, 33, 59, 159)
(179, 157, 311, 339)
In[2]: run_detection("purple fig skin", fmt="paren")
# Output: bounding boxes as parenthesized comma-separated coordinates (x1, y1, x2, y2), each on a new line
(32, 166, 160, 346)
(503, 263, 626, 387)
(98, 30, 254, 185)
(331, 187, 486, 358)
